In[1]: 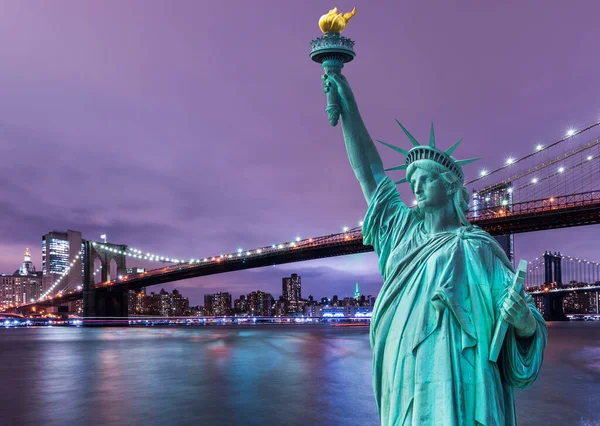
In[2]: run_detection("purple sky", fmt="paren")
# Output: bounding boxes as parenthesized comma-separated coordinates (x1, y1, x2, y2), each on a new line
(1, 1, 600, 305)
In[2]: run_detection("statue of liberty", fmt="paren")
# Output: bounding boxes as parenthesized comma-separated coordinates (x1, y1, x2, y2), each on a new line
(322, 72, 547, 425)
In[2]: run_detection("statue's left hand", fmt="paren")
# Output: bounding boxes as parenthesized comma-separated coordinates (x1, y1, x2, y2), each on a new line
(500, 287, 536, 338)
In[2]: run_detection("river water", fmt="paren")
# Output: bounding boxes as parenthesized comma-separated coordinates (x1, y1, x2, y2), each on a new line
(0, 322, 599, 426)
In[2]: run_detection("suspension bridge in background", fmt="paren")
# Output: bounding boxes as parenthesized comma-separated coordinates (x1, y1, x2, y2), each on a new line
(5, 121, 600, 320)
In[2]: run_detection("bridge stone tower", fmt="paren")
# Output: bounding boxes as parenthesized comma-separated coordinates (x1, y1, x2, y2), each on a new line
(83, 240, 129, 318)
(542, 251, 567, 321)
(543, 251, 563, 286)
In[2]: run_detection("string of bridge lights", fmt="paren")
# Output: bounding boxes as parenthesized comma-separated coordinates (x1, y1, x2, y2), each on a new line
(90, 123, 600, 267)
(474, 157, 597, 210)
(480, 139, 600, 196)
(516, 154, 597, 192)
(467, 120, 600, 186)
(526, 253, 600, 273)
(562, 255, 600, 266)
(11, 224, 362, 309)
(413, 124, 600, 207)
(39, 250, 83, 301)
(92, 223, 364, 267)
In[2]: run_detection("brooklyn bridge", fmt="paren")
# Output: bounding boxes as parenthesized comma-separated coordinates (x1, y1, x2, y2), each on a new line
(5, 121, 600, 321)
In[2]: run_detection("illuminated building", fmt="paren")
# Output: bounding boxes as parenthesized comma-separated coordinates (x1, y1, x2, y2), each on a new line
(563, 291, 599, 314)
(140, 288, 190, 316)
(322, 306, 346, 317)
(246, 290, 274, 316)
(274, 296, 286, 316)
(0, 249, 43, 308)
(1, 275, 19, 308)
(354, 283, 360, 299)
(304, 304, 322, 317)
(204, 294, 214, 315)
(282, 273, 302, 314)
(354, 306, 373, 317)
(129, 286, 146, 315)
(234, 295, 248, 314)
(42, 230, 83, 295)
(472, 183, 514, 261)
(204, 292, 232, 316)
(19, 248, 36, 276)
(170, 289, 189, 316)
(125, 267, 146, 315)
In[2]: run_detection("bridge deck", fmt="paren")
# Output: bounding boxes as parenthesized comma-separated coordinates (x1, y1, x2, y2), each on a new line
(6, 193, 600, 312)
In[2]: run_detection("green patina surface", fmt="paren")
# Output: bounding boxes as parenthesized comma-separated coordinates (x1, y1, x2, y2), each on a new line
(322, 71, 548, 425)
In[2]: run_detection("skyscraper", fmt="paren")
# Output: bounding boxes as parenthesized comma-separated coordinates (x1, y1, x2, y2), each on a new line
(0, 249, 43, 308)
(204, 294, 215, 316)
(247, 290, 274, 316)
(42, 230, 83, 296)
(234, 295, 248, 314)
(126, 267, 146, 315)
(170, 289, 190, 316)
(282, 273, 301, 313)
(19, 248, 36, 276)
(472, 184, 514, 261)
(204, 292, 232, 316)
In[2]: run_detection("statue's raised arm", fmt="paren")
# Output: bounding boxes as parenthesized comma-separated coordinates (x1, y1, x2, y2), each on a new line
(323, 72, 386, 205)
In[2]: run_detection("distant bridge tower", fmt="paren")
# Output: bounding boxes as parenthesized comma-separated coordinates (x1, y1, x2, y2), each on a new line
(543, 251, 563, 286)
(541, 250, 566, 321)
(83, 240, 129, 318)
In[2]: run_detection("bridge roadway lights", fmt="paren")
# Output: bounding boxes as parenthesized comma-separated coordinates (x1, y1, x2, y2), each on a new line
(474, 202, 600, 235)
(110, 238, 374, 292)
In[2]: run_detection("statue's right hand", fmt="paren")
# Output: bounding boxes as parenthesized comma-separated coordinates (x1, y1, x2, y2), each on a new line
(321, 73, 357, 115)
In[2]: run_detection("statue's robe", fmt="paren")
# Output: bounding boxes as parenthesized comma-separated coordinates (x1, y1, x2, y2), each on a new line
(363, 177, 547, 426)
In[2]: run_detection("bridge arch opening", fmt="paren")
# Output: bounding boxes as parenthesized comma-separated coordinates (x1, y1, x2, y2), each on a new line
(93, 257, 103, 284)
(109, 258, 118, 282)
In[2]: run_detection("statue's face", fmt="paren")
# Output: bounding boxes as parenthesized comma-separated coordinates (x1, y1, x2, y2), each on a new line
(409, 168, 450, 212)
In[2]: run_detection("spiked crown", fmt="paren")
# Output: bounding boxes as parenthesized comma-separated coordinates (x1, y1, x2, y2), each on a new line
(377, 120, 479, 185)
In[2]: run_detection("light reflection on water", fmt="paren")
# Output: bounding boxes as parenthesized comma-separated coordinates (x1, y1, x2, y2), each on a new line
(0, 323, 599, 426)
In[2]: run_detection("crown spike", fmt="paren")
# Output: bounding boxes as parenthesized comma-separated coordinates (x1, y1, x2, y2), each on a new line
(376, 139, 409, 156)
(429, 122, 435, 147)
(395, 120, 420, 147)
(456, 157, 480, 167)
(385, 164, 408, 171)
(395, 178, 408, 185)
(445, 138, 462, 156)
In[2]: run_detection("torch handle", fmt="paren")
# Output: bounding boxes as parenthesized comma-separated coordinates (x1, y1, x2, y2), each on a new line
(322, 60, 344, 127)
(326, 83, 341, 126)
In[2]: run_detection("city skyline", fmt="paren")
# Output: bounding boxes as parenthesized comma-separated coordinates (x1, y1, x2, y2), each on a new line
(2, 1, 600, 304)
(1, 246, 375, 305)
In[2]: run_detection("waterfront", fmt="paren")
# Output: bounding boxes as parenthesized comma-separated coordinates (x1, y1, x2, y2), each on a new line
(0, 322, 599, 426)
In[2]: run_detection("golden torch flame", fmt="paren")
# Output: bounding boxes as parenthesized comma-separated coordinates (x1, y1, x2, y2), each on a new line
(318, 7, 356, 34)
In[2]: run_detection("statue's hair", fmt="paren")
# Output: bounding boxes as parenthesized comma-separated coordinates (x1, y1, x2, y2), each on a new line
(406, 159, 471, 225)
